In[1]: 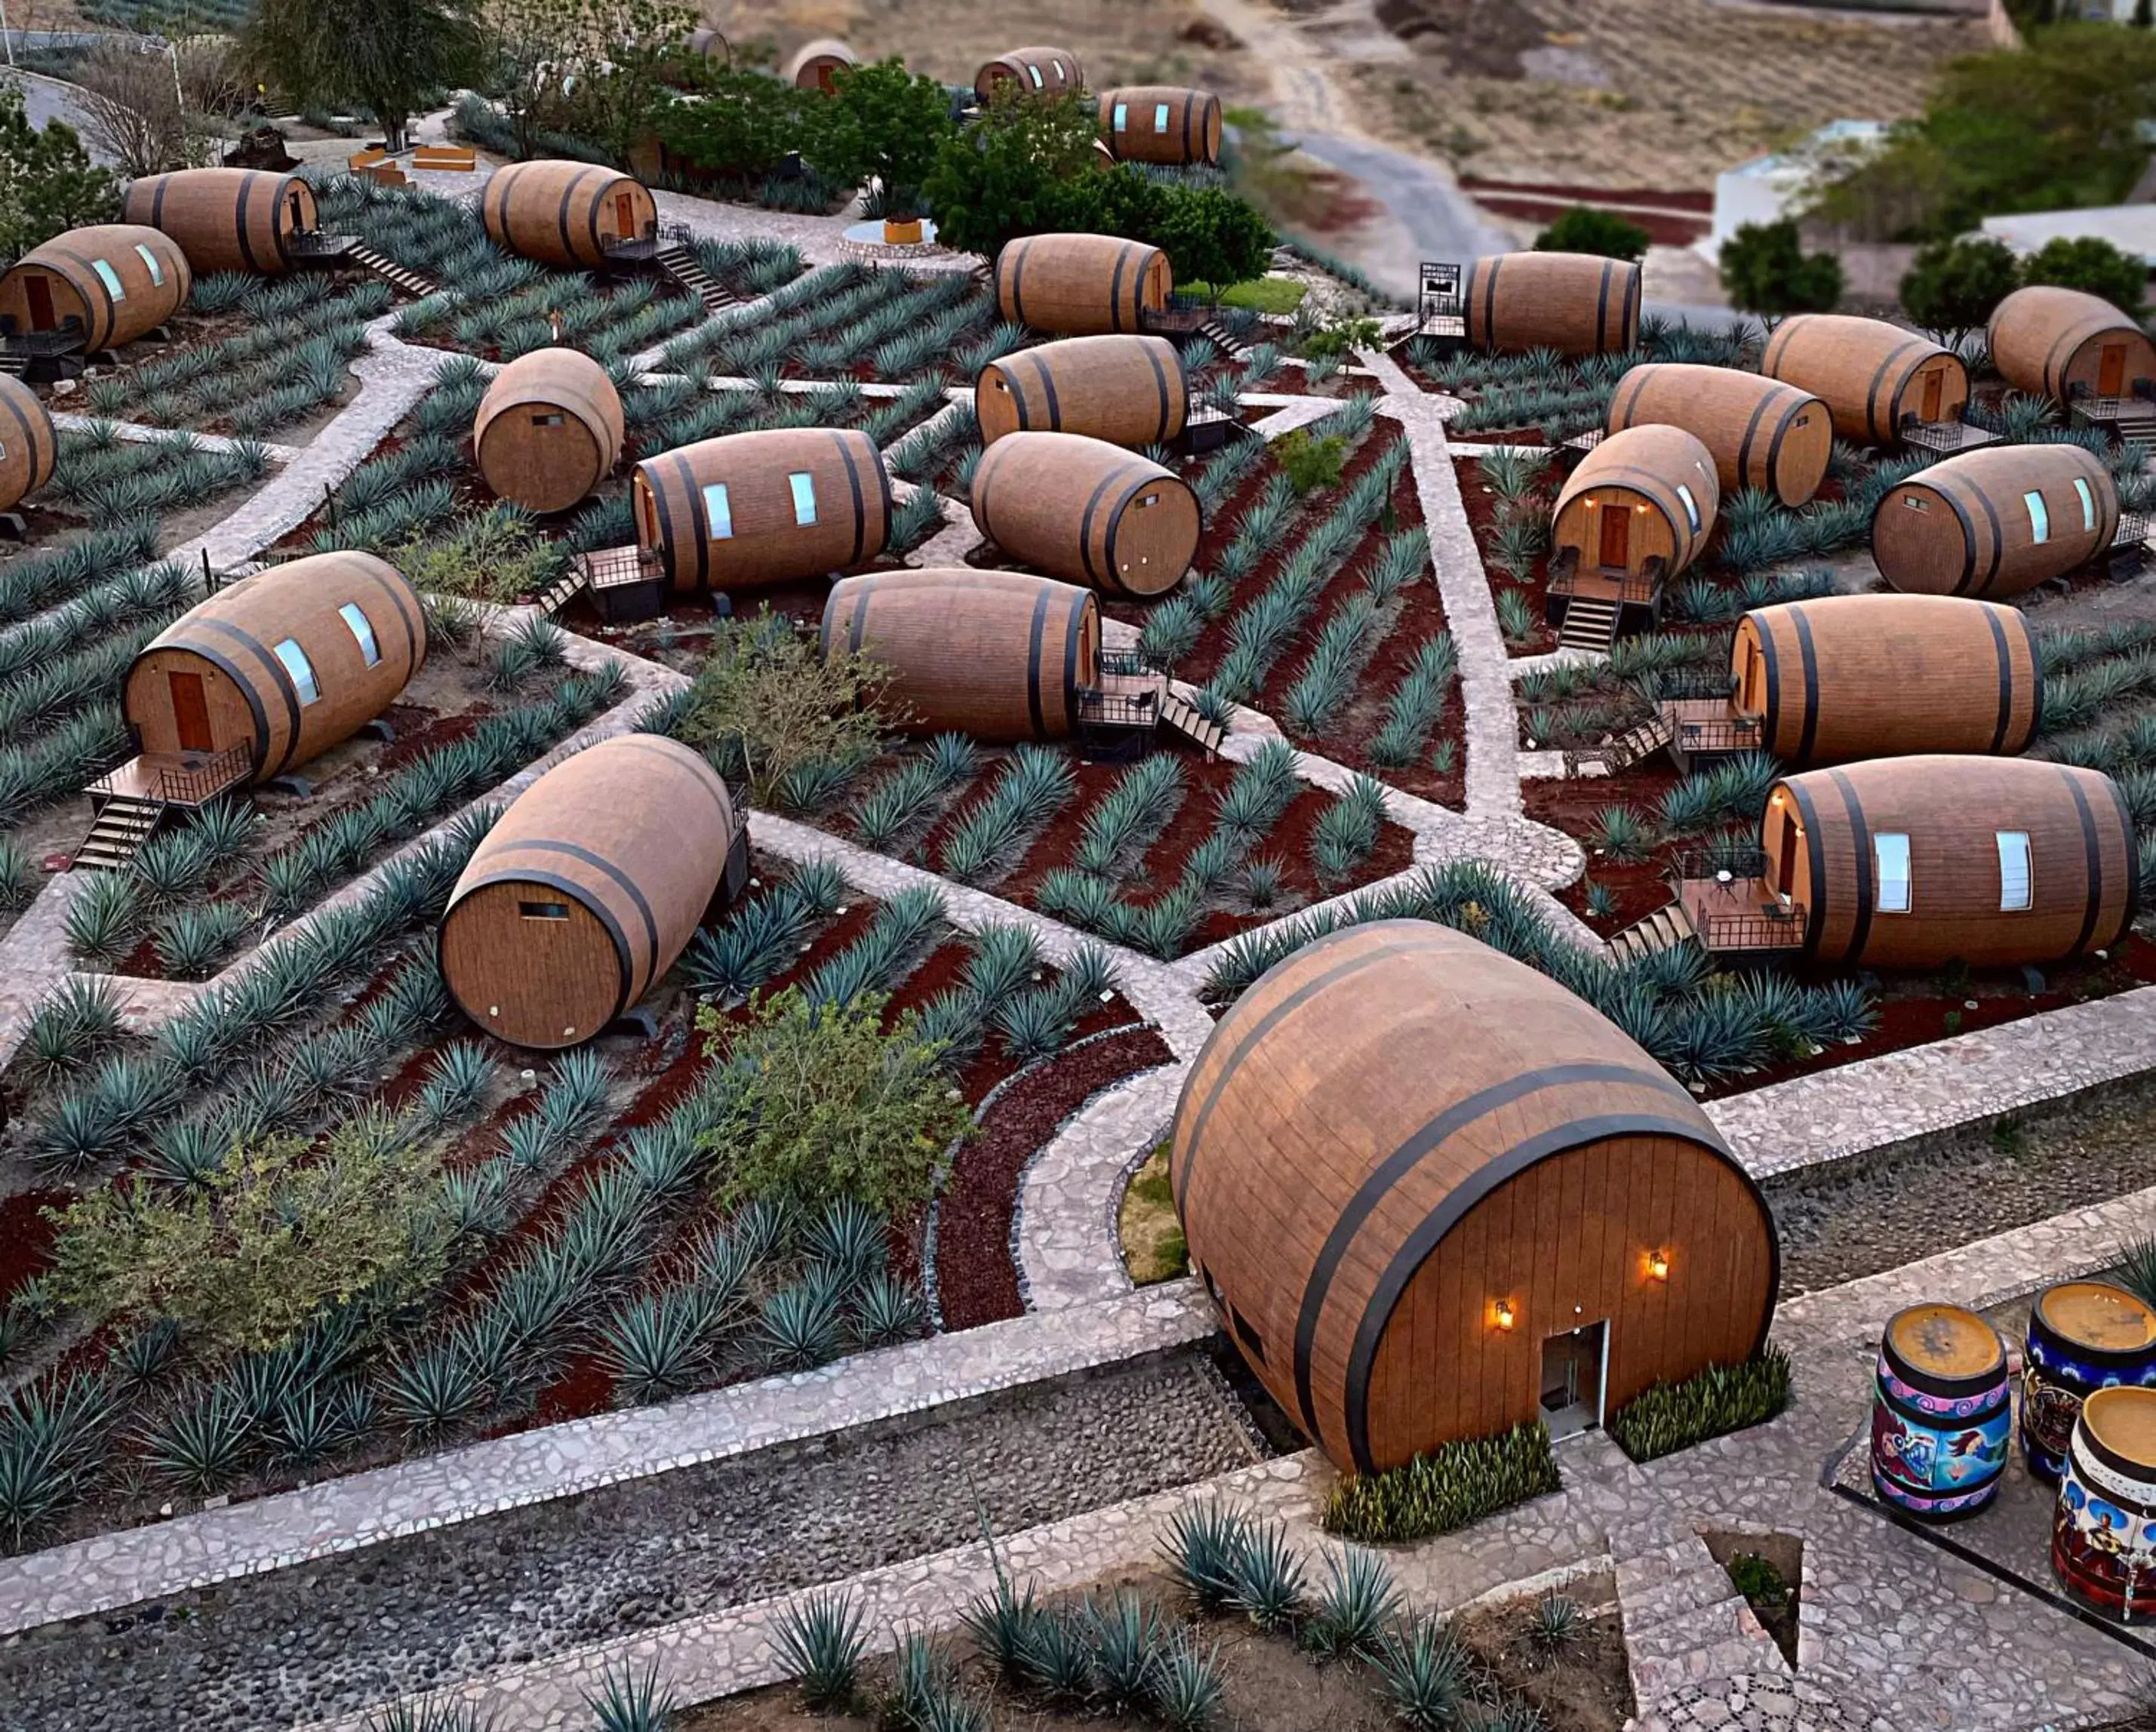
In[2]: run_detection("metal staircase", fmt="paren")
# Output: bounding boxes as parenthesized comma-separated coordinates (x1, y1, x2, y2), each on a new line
(0, 352, 26, 380)
(1556, 593, 1620, 654)
(1562, 709, 1673, 778)
(1196, 318, 1252, 361)
(654, 243, 738, 316)
(1606, 899, 1697, 965)
(1161, 689, 1227, 758)
(74, 794, 164, 872)
(532, 566, 588, 617)
(346, 244, 438, 298)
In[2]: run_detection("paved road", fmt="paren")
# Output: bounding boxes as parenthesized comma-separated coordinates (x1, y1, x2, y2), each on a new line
(2, 65, 119, 165)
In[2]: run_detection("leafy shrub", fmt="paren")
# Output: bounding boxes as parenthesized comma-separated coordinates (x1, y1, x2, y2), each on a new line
(1274, 429, 1347, 496)
(1322, 1422, 1561, 1543)
(1534, 205, 1649, 261)
(681, 609, 888, 803)
(1607, 1346, 1792, 1462)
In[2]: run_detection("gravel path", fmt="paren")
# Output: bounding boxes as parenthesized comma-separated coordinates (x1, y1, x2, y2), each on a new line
(0, 1354, 1256, 1732)
(1767, 1074, 2156, 1296)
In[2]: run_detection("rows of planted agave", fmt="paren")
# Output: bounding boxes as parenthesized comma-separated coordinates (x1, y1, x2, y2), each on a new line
(40, 420, 274, 533)
(2028, 621, 2156, 902)
(79, 274, 393, 440)
(62, 651, 629, 980)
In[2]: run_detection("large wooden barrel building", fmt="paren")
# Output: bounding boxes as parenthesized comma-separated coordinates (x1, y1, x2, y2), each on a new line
(1606, 364, 1832, 507)
(995, 233, 1171, 337)
(1733, 595, 2042, 768)
(122, 552, 423, 783)
(438, 734, 746, 1051)
(480, 162, 658, 269)
(822, 569, 1100, 742)
(1098, 88, 1223, 167)
(1170, 919, 1779, 1474)
(634, 427, 890, 592)
(1989, 286, 2156, 405)
(684, 25, 728, 60)
(1871, 443, 2118, 598)
(975, 46, 1083, 101)
(1552, 425, 1719, 583)
(121, 168, 318, 276)
(971, 432, 1198, 598)
(0, 224, 190, 353)
(1761, 315, 1969, 446)
(786, 38, 855, 91)
(0, 373, 57, 516)
(977, 335, 1187, 449)
(473, 348, 624, 514)
(1760, 755, 2136, 971)
(1464, 252, 1640, 357)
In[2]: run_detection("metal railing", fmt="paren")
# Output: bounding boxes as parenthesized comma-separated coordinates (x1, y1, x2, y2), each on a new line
(161, 746, 252, 805)
(1671, 846, 1770, 882)
(1, 321, 86, 355)
(1076, 688, 1162, 730)
(1548, 555, 1663, 607)
(1099, 648, 1170, 679)
(1694, 909, 1807, 952)
(1899, 414, 1998, 456)
(1672, 713, 1763, 755)
(2114, 510, 2151, 552)
(579, 545, 657, 590)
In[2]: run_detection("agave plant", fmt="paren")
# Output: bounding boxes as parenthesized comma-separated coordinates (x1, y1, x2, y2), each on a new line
(774, 1588, 867, 1710)
(1303, 1546, 1401, 1660)
(586, 1660, 678, 1732)
(141, 1388, 254, 1495)
(1147, 1629, 1225, 1732)
(1161, 1499, 1251, 1611)
(1373, 1615, 1470, 1730)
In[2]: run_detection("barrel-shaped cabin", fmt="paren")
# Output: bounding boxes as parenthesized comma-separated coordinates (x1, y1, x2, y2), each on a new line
(634, 427, 890, 592)
(1606, 364, 1832, 507)
(822, 569, 1100, 742)
(684, 25, 727, 60)
(0, 374, 57, 515)
(1464, 251, 1640, 357)
(0, 225, 190, 353)
(1552, 425, 1719, 586)
(121, 169, 318, 276)
(480, 162, 657, 269)
(971, 432, 1198, 598)
(1098, 88, 1223, 167)
(438, 734, 746, 1051)
(1871, 443, 2118, 598)
(1761, 315, 1968, 447)
(1170, 918, 1779, 1473)
(473, 348, 624, 514)
(995, 233, 1171, 337)
(122, 552, 423, 783)
(1989, 286, 2156, 405)
(786, 38, 855, 91)
(975, 46, 1083, 101)
(1760, 756, 2136, 971)
(1732, 595, 2041, 768)
(977, 335, 1188, 449)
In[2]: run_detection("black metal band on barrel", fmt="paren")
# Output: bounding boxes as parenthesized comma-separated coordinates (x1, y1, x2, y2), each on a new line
(1825, 767, 1875, 967)
(1592, 261, 1611, 355)
(1984, 605, 2015, 755)
(1761, 396, 1809, 500)
(494, 837, 660, 986)
(1863, 335, 1927, 444)
(2063, 767, 2103, 961)
(668, 452, 706, 588)
(829, 429, 868, 567)
(1109, 248, 1129, 335)
(1791, 604, 1821, 766)
(1733, 392, 1775, 494)
(1063, 589, 1088, 731)
(1142, 342, 1173, 446)
(1075, 466, 1124, 589)
(0, 384, 43, 491)
(234, 172, 261, 274)
(1971, 481, 2005, 594)
(1023, 586, 1050, 740)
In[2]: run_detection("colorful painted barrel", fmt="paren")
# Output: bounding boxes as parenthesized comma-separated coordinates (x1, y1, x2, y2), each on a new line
(2023, 1282, 2156, 1482)
(1870, 1303, 2012, 1520)
(2055, 1386, 2156, 1622)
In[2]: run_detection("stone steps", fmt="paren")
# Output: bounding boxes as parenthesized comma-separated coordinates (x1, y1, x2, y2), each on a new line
(1615, 1529, 1789, 1715)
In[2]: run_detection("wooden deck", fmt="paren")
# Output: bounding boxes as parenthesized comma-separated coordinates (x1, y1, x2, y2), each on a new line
(1674, 873, 1806, 954)
(91, 747, 251, 810)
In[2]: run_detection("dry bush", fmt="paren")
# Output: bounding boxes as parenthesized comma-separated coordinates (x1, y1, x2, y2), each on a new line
(72, 40, 220, 176)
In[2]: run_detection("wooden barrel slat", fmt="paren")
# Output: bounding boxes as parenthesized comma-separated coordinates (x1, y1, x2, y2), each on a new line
(1463, 251, 1639, 357)
(1872, 442, 2119, 599)
(1989, 286, 2156, 405)
(975, 45, 1084, 100)
(474, 347, 624, 513)
(1736, 595, 2041, 767)
(786, 38, 855, 91)
(978, 335, 1189, 449)
(1765, 755, 2136, 971)
(971, 432, 1198, 597)
(1097, 87, 1223, 166)
(0, 373, 57, 514)
(481, 161, 658, 269)
(438, 734, 742, 1050)
(0, 224, 191, 353)
(1759, 314, 1968, 447)
(1869, 1303, 2010, 1519)
(1552, 424, 1718, 581)
(122, 168, 318, 277)
(821, 568, 1100, 742)
(2056, 1388, 2156, 1620)
(1606, 363, 1830, 506)
(995, 233, 1171, 337)
(1170, 919, 1779, 1475)
(2023, 1282, 2156, 1483)
(124, 551, 423, 782)
(634, 427, 890, 592)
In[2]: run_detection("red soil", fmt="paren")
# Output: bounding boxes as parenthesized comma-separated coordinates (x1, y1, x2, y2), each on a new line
(0, 1188, 67, 1293)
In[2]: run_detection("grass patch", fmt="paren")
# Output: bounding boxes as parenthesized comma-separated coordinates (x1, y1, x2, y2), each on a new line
(1118, 1143, 1188, 1284)
(1321, 1421, 1560, 1543)
(1184, 275, 1308, 314)
(1608, 1346, 1792, 1463)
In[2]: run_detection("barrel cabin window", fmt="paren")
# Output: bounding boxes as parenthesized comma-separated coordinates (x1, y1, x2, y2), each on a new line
(531, 411, 565, 427)
(272, 637, 319, 706)
(1153, 102, 1170, 131)
(1676, 482, 1701, 533)
(90, 258, 125, 300)
(789, 471, 818, 526)
(2025, 490, 2050, 545)
(1875, 832, 1912, 913)
(1998, 830, 2032, 912)
(1027, 62, 1043, 87)
(339, 601, 380, 668)
(518, 900, 571, 920)
(2074, 477, 2097, 533)
(134, 244, 164, 287)
(702, 481, 734, 539)
(1112, 102, 1127, 132)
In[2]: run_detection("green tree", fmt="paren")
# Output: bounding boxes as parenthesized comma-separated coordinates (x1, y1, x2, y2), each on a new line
(1534, 205, 1650, 262)
(0, 88, 119, 264)
(551, 0, 701, 167)
(248, 0, 490, 151)
(805, 58, 955, 220)
(680, 609, 890, 804)
(2136, 0, 2152, 26)
(2020, 235, 2148, 315)
(1148, 183, 1276, 291)
(1897, 235, 2022, 343)
(652, 67, 807, 182)
(1718, 220, 1844, 316)
(919, 86, 1099, 257)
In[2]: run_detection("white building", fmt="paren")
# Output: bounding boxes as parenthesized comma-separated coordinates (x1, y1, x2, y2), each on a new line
(1702, 120, 1889, 263)
(1980, 205, 2156, 274)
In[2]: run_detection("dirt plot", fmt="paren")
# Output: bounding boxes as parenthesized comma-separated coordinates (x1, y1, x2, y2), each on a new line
(1343, 0, 1983, 188)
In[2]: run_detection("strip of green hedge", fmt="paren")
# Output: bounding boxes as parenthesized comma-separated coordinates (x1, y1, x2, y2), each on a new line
(1321, 1421, 1560, 1543)
(1608, 1346, 1792, 1463)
